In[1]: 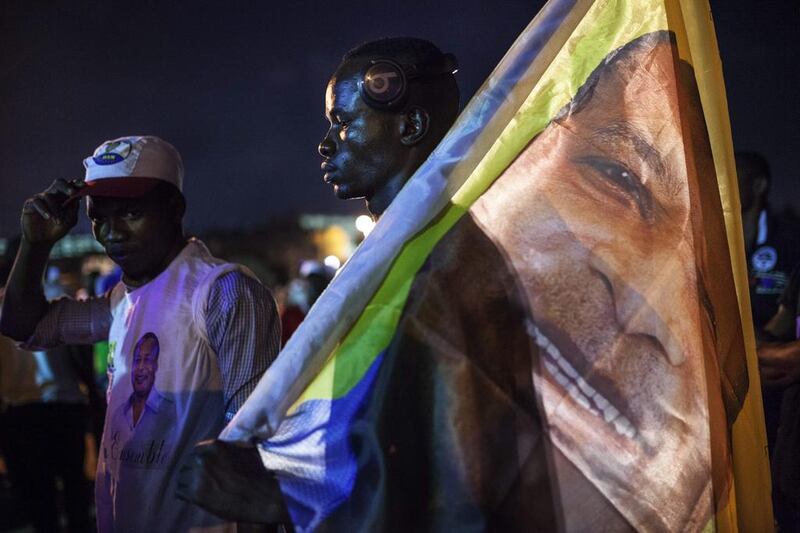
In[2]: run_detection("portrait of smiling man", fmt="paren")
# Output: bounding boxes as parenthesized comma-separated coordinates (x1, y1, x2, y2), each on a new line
(0, 135, 281, 532)
(462, 30, 746, 530)
(128, 332, 162, 427)
(107, 332, 179, 476)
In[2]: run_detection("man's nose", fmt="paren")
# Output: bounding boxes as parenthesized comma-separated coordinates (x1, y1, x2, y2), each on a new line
(318, 130, 336, 158)
(105, 218, 127, 243)
(595, 251, 691, 367)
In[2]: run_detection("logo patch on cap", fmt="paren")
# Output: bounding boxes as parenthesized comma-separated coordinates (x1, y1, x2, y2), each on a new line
(93, 140, 133, 166)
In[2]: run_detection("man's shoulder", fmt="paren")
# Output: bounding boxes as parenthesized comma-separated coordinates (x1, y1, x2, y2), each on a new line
(185, 239, 263, 289)
(209, 269, 268, 299)
(203, 265, 275, 327)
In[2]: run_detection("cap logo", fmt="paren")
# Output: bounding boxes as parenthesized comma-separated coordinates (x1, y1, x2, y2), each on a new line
(93, 139, 133, 166)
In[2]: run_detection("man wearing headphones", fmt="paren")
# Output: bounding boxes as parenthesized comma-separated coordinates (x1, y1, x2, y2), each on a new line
(177, 38, 478, 525)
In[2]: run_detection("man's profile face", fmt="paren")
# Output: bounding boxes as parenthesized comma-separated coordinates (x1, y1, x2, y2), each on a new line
(318, 60, 406, 201)
(472, 33, 719, 527)
(132, 335, 159, 398)
(87, 191, 178, 285)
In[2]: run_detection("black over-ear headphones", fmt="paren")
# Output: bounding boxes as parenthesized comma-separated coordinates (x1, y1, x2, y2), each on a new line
(359, 53, 459, 111)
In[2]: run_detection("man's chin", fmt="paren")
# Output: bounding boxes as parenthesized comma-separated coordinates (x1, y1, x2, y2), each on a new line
(118, 263, 153, 286)
(332, 183, 364, 201)
(114, 258, 141, 277)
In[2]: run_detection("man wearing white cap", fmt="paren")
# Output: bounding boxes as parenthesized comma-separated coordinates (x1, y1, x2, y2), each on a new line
(0, 135, 281, 532)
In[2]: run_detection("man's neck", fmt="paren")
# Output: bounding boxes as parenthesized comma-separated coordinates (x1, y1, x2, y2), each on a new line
(366, 170, 415, 220)
(367, 186, 399, 220)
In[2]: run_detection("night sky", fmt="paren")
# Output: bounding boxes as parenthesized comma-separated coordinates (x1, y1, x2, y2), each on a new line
(1, 1, 798, 238)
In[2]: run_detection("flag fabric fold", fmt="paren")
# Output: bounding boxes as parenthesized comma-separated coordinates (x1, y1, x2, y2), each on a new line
(223, 0, 773, 530)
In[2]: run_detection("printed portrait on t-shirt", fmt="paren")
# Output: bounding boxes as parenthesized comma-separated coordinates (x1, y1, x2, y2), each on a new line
(104, 332, 178, 470)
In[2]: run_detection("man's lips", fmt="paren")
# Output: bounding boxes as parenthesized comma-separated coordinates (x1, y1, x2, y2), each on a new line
(321, 161, 338, 183)
(528, 321, 638, 440)
(106, 246, 135, 261)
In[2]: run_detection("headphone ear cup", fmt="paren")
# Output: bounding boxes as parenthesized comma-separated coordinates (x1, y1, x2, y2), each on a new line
(360, 60, 407, 110)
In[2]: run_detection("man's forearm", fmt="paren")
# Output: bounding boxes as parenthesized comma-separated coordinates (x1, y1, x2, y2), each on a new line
(0, 239, 54, 341)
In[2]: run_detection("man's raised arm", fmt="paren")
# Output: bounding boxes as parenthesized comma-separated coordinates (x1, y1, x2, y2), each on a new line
(0, 178, 84, 341)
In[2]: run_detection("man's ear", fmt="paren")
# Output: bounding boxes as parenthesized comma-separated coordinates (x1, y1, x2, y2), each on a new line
(400, 107, 430, 146)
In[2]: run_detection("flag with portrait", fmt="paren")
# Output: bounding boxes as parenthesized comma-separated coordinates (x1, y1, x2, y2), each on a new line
(223, 0, 773, 530)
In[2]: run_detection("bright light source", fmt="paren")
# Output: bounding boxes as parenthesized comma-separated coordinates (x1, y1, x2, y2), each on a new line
(324, 255, 341, 270)
(355, 215, 376, 236)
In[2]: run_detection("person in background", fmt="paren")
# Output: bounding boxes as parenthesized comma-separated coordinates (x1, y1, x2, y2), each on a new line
(758, 264, 800, 531)
(737, 152, 800, 465)
(0, 237, 96, 532)
(737, 151, 800, 331)
(279, 260, 335, 345)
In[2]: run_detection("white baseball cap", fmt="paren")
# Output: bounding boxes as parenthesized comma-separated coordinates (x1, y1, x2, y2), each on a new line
(77, 135, 183, 198)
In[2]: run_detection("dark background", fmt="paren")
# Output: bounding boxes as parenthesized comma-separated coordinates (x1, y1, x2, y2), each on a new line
(1, 1, 797, 237)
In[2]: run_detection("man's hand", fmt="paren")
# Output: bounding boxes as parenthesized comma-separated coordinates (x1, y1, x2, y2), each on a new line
(21, 178, 85, 245)
(176, 439, 290, 525)
(758, 339, 800, 388)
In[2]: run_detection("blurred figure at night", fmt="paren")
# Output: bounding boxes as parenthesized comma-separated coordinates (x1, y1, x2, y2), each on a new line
(738, 152, 800, 332)
(0, 136, 281, 532)
(0, 237, 96, 532)
(280, 261, 335, 345)
(737, 152, 800, 467)
(759, 264, 800, 531)
(740, 151, 800, 531)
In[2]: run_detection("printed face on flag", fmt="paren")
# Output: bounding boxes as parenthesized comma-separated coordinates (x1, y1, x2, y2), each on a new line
(473, 31, 719, 526)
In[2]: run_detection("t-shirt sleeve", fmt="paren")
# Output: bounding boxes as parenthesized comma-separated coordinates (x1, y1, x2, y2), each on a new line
(23, 293, 112, 350)
(205, 270, 281, 422)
